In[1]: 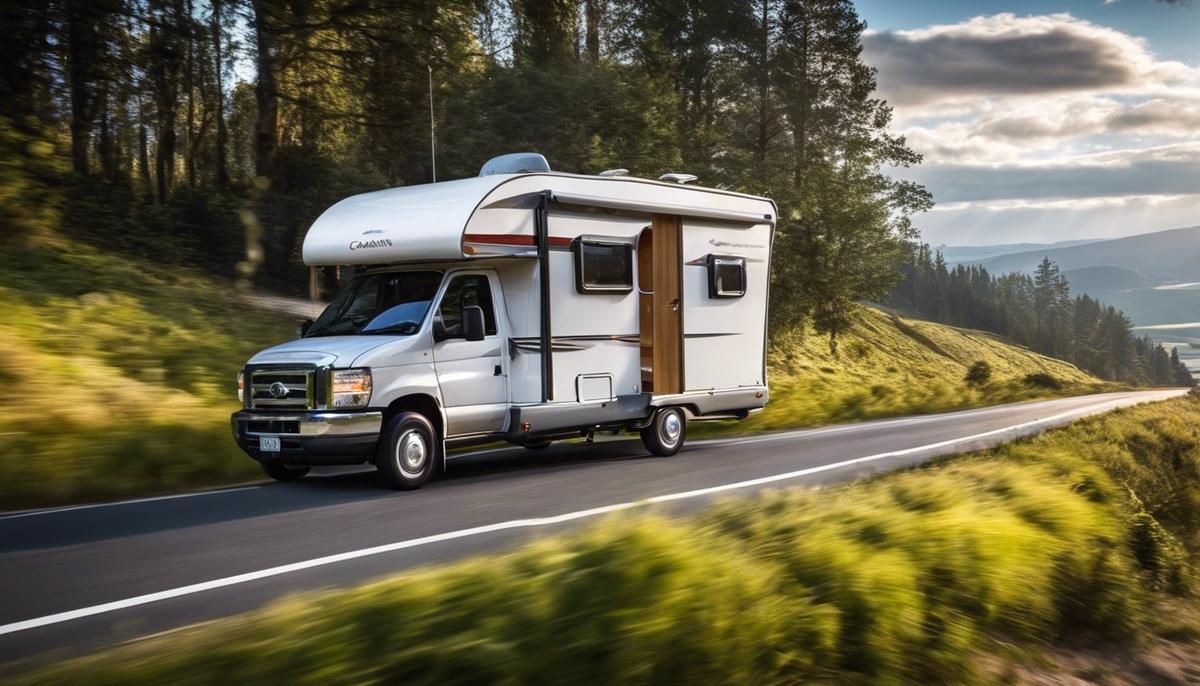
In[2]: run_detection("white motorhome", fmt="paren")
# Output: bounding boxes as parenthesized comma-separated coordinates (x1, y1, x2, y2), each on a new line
(232, 153, 775, 489)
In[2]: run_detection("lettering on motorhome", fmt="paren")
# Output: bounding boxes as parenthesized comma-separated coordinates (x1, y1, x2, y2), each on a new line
(348, 239, 394, 251)
(709, 239, 764, 250)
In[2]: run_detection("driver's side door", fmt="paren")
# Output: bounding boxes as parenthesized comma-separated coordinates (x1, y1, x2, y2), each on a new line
(432, 272, 508, 436)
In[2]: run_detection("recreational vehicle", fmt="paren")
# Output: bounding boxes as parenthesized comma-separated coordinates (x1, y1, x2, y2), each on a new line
(231, 153, 776, 489)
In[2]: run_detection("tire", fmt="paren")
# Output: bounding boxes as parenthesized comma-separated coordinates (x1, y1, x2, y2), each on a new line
(640, 407, 686, 457)
(524, 441, 552, 450)
(262, 461, 310, 481)
(376, 412, 438, 490)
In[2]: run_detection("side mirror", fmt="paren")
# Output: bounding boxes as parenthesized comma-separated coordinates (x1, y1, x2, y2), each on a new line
(298, 319, 313, 337)
(463, 306, 486, 342)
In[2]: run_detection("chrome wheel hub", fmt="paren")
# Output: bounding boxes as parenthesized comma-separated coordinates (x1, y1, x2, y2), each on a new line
(397, 430, 428, 477)
(662, 411, 682, 444)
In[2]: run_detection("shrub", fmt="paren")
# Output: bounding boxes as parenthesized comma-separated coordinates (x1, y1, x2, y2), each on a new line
(964, 361, 992, 386)
(1024, 372, 1062, 389)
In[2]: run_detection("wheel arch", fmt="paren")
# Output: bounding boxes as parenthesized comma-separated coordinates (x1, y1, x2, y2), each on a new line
(384, 393, 445, 440)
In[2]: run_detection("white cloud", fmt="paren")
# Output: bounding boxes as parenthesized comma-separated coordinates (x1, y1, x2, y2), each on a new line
(864, 13, 1195, 107)
(899, 142, 1200, 203)
(862, 12, 1200, 245)
(916, 193, 1200, 246)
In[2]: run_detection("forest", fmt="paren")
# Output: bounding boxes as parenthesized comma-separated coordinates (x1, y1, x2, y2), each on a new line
(889, 248, 1194, 387)
(0, 0, 1189, 387)
(1, 0, 930, 344)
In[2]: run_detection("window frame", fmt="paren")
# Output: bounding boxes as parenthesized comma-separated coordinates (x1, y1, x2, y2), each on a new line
(707, 254, 747, 299)
(433, 272, 499, 341)
(572, 236, 635, 295)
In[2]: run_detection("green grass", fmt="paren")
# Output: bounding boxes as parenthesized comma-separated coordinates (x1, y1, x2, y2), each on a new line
(13, 395, 1199, 685)
(708, 307, 1114, 436)
(0, 236, 295, 509)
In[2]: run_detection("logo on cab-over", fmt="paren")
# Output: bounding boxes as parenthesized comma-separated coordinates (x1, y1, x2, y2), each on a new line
(348, 238, 393, 251)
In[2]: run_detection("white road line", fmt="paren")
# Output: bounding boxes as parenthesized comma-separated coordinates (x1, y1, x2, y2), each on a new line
(0, 391, 1182, 638)
(0, 487, 263, 521)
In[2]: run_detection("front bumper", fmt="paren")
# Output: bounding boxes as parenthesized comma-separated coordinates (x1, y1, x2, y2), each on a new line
(231, 410, 383, 464)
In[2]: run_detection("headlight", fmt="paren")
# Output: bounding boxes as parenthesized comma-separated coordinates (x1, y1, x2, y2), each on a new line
(331, 368, 372, 408)
(237, 370, 244, 403)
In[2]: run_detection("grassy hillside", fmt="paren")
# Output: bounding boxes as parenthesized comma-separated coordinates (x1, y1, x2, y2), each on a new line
(14, 396, 1199, 684)
(0, 237, 295, 509)
(0, 239, 1112, 510)
(728, 307, 1111, 434)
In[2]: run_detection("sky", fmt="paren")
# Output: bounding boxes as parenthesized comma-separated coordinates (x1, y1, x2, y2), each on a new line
(853, 0, 1200, 247)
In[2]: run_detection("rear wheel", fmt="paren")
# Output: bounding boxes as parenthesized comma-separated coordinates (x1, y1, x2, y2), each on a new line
(376, 412, 438, 490)
(262, 461, 310, 481)
(640, 407, 686, 456)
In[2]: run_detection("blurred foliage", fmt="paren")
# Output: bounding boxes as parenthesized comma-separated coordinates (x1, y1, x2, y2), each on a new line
(14, 396, 1200, 684)
(0, 236, 296, 508)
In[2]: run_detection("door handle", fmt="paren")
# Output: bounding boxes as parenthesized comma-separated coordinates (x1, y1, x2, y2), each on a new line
(669, 298, 680, 312)
(494, 365, 503, 376)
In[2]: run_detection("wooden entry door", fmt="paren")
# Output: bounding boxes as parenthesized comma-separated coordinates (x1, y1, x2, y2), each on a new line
(638, 214, 683, 395)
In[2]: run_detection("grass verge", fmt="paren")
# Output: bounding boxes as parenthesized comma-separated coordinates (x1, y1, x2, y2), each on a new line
(13, 395, 1200, 684)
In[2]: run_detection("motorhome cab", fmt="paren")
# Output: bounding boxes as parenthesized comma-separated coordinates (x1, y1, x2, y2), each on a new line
(231, 153, 775, 489)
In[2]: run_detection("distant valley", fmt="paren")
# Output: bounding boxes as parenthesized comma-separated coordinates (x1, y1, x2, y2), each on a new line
(943, 226, 1200, 379)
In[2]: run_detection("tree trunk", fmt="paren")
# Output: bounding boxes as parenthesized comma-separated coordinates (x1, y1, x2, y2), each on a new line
(792, 11, 809, 190)
(755, 0, 769, 174)
(64, 0, 95, 175)
(252, 0, 278, 181)
(184, 0, 195, 187)
(584, 0, 601, 64)
(211, 0, 228, 186)
(138, 93, 153, 197)
(97, 79, 116, 178)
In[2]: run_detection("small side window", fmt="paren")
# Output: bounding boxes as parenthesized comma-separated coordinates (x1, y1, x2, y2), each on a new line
(708, 255, 746, 298)
(573, 238, 633, 294)
(437, 274, 498, 338)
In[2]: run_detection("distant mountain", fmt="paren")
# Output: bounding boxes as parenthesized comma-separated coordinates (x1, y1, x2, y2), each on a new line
(1062, 266, 1147, 293)
(946, 226, 1200, 327)
(938, 239, 1097, 264)
(974, 226, 1200, 286)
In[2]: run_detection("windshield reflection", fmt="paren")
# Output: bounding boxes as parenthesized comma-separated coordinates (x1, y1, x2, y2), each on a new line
(305, 271, 443, 337)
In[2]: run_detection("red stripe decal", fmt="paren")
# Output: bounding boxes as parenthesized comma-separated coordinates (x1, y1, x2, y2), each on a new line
(464, 234, 572, 248)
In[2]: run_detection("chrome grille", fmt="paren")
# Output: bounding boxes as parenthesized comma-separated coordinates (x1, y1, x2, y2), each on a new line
(249, 368, 314, 409)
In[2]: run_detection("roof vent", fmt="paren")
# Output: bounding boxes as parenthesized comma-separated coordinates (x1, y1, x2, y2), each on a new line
(658, 173, 698, 184)
(598, 168, 629, 177)
(479, 152, 551, 177)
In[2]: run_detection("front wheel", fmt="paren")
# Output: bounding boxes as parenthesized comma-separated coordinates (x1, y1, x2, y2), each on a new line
(262, 461, 310, 481)
(376, 412, 438, 490)
(640, 407, 686, 456)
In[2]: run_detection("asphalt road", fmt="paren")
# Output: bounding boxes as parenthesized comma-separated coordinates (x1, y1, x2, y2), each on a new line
(0, 389, 1187, 667)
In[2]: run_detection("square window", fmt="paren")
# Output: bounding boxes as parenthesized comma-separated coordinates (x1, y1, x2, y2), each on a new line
(573, 238, 633, 294)
(708, 255, 746, 298)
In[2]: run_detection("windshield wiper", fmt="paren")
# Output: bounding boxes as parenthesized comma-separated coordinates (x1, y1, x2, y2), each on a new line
(361, 323, 419, 336)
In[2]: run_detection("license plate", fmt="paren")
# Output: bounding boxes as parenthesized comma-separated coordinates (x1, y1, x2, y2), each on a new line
(259, 436, 281, 452)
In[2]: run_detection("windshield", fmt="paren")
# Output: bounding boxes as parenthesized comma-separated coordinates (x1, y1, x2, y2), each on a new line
(305, 271, 443, 337)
